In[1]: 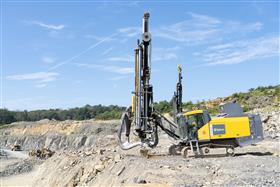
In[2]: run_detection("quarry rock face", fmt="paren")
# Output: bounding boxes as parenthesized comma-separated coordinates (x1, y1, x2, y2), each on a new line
(0, 120, 119, 151)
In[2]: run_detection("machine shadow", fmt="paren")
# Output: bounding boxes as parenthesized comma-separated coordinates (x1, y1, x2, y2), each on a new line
(234, 151, 274, 157)
(189, 151, 274, 158)
(123, 151, 274, 160)
(142, 151, 274, 159)
(184, 152, 273, 158)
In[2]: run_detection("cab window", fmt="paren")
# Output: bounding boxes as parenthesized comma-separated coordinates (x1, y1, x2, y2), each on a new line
(187, 114, 205, 129)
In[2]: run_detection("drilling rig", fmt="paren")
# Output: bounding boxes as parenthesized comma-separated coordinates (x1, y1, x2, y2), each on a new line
(118, 12, 263, 157)
(117, 12, 179, 150)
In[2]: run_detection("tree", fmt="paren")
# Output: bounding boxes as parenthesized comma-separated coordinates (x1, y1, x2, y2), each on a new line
(154, 100, 172, 113)
(0, 109, 16, 125)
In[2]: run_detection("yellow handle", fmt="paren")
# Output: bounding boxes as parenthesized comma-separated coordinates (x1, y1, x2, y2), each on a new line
(131, 95, 135, 113)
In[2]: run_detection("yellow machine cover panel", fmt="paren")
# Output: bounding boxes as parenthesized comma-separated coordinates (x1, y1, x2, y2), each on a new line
(198, 124, 211, 140)
(209, 117, 251, 139)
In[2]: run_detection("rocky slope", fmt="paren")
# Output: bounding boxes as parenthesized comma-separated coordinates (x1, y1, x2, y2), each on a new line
(200, 85, 279, 114)
(250, 109, 280, 139)
(0, 119, 119, 151)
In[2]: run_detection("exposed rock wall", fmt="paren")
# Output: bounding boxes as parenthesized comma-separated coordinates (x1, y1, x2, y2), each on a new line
(0, 120, 119, 151)
(251, 109, 280, 139)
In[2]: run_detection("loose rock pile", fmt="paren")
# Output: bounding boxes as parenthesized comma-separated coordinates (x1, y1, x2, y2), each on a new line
(0, 160, 34, 177)
(32, 146, 126, 187)
(251, 110, 280, 139)
(0, 149, 7, 157)
(28, 148, 55, 159)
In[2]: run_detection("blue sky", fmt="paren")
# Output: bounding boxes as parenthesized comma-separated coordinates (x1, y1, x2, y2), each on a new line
(1, 1, 279, 110)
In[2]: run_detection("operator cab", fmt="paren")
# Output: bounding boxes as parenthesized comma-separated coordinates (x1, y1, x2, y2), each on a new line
(183, 110, 211, 139)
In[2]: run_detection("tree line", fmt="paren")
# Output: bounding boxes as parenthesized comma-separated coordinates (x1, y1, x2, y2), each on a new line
(0, 105, 125, 125)
(0, 101, 186, 125)
(1, 85, 278, 125)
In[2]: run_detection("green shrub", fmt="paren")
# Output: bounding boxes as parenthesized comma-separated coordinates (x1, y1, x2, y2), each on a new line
(0, 109, 16, 125)
(154, 100, 172, 113)
(95, 110, 122, 120)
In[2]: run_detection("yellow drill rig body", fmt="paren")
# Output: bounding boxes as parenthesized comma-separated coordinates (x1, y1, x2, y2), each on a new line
(174, 104, 263, 157)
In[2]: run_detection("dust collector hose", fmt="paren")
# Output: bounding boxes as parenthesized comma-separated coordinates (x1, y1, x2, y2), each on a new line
(117, 112, 142, 150)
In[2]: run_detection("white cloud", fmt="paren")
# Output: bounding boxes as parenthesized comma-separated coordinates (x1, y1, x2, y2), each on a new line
(36, 84, 47, 88)
(188, 12, 221, 25)
(153, 53, 178, 61)
(42, 56, 56, 64)
(107, 55, 133, 62)
(107, 47, 179, 63)
(6, 72, 59, 82)
(105, 66, 133, 74)
(153, 12, 262, 45)
(152, 46, 180, 61)
(154, 46, 181, 51)
(101, 47, 114, 55)
(25, 20, 65, 30)
(106, 46, 179, 64)
(109, 76, 127, 81)
(75, 63, 99, 68)
(196, 36, 279, 65)
(75, 63, 133, 75)
(222, 21, 262, 34)
(118, 27, 141, 37)
(84, 34, 115, 42)
(48, 32, 118, 71)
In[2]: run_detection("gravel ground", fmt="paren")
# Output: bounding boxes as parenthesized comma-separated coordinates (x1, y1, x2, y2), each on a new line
(29, 134, 280, 187)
